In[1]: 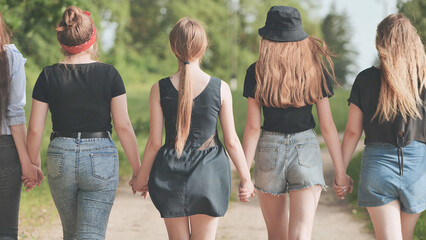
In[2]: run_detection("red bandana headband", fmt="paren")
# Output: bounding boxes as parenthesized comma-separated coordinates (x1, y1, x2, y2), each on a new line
(57, 11, 96, 54)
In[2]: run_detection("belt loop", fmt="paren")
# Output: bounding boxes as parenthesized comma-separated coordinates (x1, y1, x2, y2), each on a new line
(50, 132, 55, 141)
(77, 132, 81, 142)
(107, 131, 112, 141)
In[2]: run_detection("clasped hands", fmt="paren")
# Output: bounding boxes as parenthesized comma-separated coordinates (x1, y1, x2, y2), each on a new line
(333, 174, 354, 200)
(129, 173, 149, 199)
(21, 164, 44, 191)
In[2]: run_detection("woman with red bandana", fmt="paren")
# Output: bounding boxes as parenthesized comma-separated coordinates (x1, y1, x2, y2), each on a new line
(26, 6, 141, 239)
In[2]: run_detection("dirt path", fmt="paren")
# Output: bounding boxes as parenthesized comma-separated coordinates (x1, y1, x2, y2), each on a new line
(30, 136, 374, 240)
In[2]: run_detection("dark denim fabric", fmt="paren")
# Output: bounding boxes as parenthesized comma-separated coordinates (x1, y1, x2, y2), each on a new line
(0, 135, 21, 240)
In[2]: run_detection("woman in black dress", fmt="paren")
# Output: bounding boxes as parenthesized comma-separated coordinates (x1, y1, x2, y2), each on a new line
(132, 17, 254, 239)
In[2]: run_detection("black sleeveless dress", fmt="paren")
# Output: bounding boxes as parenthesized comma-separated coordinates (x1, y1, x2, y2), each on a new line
(148, 76, 231, 218)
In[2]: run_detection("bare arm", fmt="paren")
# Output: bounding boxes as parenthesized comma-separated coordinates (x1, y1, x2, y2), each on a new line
(242, 97, 261, 169)
(341, 104, 363, 169)
(27, 99, 49, 168)
(219, 81, 254, 201)
(316, 97, 348, 191)
(111, 94, 141, 176)
(132, 83, 163, 197)
(10, 123, 43, 188)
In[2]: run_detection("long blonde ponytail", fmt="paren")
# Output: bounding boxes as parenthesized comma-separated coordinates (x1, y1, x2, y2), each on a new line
(175, 64, 193, 157)
(169, 18, 208, 157)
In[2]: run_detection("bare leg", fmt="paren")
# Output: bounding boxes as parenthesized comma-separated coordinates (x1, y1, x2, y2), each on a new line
(164, 217, 190, 240)
(367, 200, 403, 240)
(400, 211, 421, 240)
(257, 191, 289, 240)
(189, 214, 219, 240)
(288, 185, 322, 240)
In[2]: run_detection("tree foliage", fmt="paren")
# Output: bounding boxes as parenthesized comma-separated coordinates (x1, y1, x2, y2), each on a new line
(1, 0, 330, 86)
(321, 5, 357, 85)
(397, 0, 426, 42)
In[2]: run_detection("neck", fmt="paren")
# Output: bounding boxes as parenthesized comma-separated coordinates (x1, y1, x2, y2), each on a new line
(177, 59, 201, 71)
(62, 52, 94, 64)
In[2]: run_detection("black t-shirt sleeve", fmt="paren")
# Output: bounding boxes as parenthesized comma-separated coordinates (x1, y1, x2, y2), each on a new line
(243, 63, 256, 99)
(322, 69, 334, 98)
(32, 70, 49, 103)
(111, 68, 126, 97)
(347, 76, 362, 111)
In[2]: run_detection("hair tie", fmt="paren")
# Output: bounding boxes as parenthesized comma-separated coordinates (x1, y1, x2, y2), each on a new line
(183, 61, 190, 65)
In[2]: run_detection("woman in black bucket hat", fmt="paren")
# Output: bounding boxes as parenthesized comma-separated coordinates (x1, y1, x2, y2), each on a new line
(242, 6, 350, 239)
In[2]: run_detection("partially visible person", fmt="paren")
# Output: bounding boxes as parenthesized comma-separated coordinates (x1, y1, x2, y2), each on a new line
(242, 6, 350, 240)
(0, 12, 43, 240)
(341, 13, 426, 240)
(27, 6, 140, 239)
(132, 17, 255, 240)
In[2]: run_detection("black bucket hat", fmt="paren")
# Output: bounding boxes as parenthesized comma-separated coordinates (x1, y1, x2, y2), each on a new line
(258, 6, 308, 42)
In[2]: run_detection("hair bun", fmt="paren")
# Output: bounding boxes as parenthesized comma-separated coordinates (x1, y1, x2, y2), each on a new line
(64, 6, 82, 29)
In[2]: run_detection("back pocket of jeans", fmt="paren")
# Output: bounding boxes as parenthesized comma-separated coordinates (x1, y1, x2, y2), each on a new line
(46, 152, 64, 179)
(296, 143, 320, 168)
(90, 152, 117, 180)
(255, 147, 279, 172)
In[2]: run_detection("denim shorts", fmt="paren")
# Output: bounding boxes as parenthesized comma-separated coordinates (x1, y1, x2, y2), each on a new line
(253, 129, 326, 195)
(358, 141, 426, 214)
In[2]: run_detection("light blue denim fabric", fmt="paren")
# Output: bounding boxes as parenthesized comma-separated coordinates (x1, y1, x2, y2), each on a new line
(0, 44, 26, 135)
(358, 141, 426, 214)
(254, 129, 326, 194)
(46, 134, 119, 240)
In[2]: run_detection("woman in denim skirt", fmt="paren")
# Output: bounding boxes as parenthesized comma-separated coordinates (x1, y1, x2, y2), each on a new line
(26, 6, 141, 240)
(0, 13, 43, 240)
(341, 14, 426, 239)
(242, 6, 350, 239)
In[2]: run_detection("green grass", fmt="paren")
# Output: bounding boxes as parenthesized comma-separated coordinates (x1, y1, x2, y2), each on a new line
(347, 152, 426, 240)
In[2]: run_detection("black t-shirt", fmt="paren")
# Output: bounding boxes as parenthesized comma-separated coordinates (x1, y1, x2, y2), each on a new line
(32, 62, 126, 132)
(348, 66, 426, 146)
(243, 62, 334, 133)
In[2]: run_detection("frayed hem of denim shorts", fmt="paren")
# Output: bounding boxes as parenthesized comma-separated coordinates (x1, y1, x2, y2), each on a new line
(254, 185, 288, 196)
(288, 183, 328, 192)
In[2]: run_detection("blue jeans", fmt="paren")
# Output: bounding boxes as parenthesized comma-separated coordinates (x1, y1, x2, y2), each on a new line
(47, 134, 119, 240)
(0, 135, 21, 240)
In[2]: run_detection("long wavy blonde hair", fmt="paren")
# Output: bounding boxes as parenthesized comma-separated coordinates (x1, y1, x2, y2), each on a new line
(169, 18, 208, 157)
(374, 14, 426, 123)
(255, 36, 335, 108)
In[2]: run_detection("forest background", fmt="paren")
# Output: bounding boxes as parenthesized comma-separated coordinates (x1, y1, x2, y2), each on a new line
(0, 0, 424, 239)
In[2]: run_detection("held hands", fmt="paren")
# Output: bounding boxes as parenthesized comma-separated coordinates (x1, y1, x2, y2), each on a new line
(238, 179, 255, 202)
(130, 170, 150, 199)
(333, 174, 353, 200)
(21, 164, 44, 192)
